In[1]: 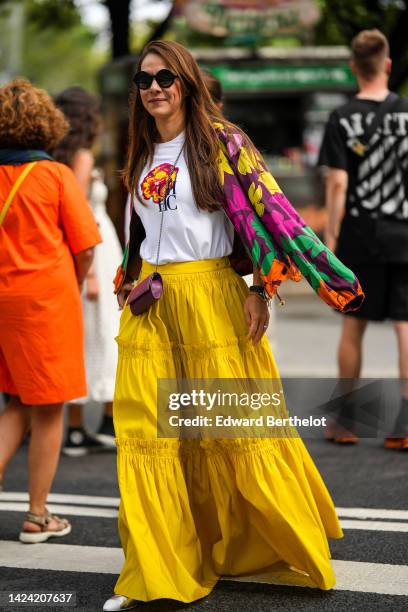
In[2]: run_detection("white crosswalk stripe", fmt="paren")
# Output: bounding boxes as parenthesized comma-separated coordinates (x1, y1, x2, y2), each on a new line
(1, 541, 408, 596)
(0, 502, 118, 519)
(2, 494, 408, 532)
(1, 493, 408, 598)
(340, 519, 408, 533)
(0, 492, 120, 507)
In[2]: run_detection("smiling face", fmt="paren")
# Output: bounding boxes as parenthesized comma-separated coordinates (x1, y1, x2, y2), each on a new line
(138, 53, 185, 122)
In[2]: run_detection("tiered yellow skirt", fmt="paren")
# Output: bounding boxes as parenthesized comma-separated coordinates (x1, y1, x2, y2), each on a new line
(113, 257, 343, 602)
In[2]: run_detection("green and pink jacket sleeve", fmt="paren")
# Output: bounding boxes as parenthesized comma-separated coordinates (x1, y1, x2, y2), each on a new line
(215, 123, 364, 313)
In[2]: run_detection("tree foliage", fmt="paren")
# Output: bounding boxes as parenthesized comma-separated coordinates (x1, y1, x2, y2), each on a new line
(0, 0, 80, 28)
(315, 0, 408, 90)
(26, 0, 80, 29)
(22, 19, 105, 93)
(2, 0, 408, 90)
(0, 0, 173, 58)
(0, 0, 105, 91)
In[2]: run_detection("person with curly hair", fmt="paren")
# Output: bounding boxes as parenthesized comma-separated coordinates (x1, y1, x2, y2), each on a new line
(52, 87, 122, 456)
(0, 79, 101, 542)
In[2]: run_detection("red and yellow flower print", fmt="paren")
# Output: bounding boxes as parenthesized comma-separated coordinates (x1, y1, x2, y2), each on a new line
(141, 163, 179, 204)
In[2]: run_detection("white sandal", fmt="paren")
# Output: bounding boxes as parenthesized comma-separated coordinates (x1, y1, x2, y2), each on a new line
(102, 595, 138, 611)
(19, 508, 71, 544)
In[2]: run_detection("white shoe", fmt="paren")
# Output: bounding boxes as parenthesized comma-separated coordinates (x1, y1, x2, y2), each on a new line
(94, 432, 116, 448)
(102, 595, 138, 611)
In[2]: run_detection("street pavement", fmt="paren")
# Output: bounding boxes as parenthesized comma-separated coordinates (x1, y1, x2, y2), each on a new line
(273, 282, 399, 378)
(1, 291, 407, 611)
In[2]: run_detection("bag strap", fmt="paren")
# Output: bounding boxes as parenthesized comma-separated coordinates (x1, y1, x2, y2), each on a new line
(0, 161, 37, 226)
(126, 147, 184, 273)
(352, 92, 400, 155)
(115, 146, 184, 293)
(153, 147, 183, 272)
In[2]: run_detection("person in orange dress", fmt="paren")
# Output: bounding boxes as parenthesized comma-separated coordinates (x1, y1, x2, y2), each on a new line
(0, 79, 102, 543)
(53, 86, 121, 456)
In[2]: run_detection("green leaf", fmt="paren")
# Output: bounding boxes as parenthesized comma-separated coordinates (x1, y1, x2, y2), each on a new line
(251, 240, 261, 264)
(296, 234, 325, 258)
(260, 251, 275, 275)
(326, 249, 356, 282)
(292, 253, 323, 290)
(250, 216, 275, 251)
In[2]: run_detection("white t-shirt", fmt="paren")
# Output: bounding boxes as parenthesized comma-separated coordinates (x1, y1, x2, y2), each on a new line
(134, 130, 234, 265)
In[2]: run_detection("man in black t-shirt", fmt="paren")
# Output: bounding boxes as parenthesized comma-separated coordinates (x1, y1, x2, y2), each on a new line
(318, 29, 408, 449)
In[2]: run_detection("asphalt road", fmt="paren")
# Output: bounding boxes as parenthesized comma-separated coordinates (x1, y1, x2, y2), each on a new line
(1, 436, 407, 612)
(1, 293, 407, 612)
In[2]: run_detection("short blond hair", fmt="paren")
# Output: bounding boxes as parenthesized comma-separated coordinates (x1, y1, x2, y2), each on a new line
(351, 29, 390, 80)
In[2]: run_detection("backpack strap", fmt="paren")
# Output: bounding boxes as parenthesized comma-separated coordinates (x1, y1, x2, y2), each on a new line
(351, 92, 400, 156)
(0, 161, 37, 226)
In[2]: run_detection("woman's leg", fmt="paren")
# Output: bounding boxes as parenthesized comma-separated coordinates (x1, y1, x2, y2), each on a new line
(95, 401, 115, 445)
(23, 403, 64, 531)
(0, 395, 31, 481)
(338, 316, 368, 378)
(392, 321, 408, 436)
(394, 321, 408, 388)
(67, 402, 83, 428)
(64, 402, 109, 455)
(104, 401, 113, 417)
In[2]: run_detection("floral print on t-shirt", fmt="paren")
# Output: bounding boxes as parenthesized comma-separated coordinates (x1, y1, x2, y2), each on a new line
(141, 163, 179, 204)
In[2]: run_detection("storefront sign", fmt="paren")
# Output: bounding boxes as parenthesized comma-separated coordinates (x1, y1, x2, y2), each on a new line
(181, 0, 321, 40)
(207, 64, 356, 91)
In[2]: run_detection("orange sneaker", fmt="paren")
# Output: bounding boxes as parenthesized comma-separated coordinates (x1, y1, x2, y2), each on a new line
(325, 422, 359, 444)
(384, 437, 408, 450)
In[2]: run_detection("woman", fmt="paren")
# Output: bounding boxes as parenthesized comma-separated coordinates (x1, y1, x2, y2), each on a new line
(104, 42, 362, 611)
(53, 87, 122, 456)
(0, 79, 101, 542)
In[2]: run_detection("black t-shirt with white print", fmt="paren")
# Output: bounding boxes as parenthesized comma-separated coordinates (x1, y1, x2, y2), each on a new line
(318, 95, 408, 263)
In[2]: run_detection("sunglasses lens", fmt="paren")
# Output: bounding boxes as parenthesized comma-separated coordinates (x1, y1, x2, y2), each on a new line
(156, 70, 176, 88)
(133, 70, 176, 89)
(134, 72, 152, 89)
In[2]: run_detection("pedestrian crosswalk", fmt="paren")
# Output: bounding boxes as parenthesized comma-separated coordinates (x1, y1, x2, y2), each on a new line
(2, 493, 408, 532)
(1, 491, 408, 600)
(0, 540, 407, 597)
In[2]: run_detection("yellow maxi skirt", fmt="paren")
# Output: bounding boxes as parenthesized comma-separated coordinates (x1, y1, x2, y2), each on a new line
(113, 257, 343, 603)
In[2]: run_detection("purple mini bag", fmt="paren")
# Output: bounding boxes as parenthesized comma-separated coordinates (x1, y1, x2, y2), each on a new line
(128, 271, 163, 315)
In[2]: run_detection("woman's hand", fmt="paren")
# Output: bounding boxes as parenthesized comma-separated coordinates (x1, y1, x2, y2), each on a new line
(74, 247, 94, 286)
(244, 293, 270, 345)
(117, 282, 133, 310)
(86, 275, 99, 301)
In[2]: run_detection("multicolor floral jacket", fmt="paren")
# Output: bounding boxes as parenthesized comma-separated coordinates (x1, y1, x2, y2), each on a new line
(215, 123, 363, 312)
(114, 124, 364, 313)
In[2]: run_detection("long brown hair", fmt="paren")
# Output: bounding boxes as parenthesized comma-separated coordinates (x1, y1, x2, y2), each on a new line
(123, 40, 255, 211)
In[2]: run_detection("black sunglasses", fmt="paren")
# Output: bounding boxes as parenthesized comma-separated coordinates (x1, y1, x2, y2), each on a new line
(133, 69, 178, 90)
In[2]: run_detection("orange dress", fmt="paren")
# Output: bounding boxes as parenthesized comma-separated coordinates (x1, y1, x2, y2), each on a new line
(0, 161, 102, 404)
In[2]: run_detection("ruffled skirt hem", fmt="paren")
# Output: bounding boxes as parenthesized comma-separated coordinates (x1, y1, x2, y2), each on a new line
(114, 435, 342, 601)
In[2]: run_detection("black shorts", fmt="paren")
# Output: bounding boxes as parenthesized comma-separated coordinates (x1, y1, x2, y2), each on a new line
(345, 262, 408, 321)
